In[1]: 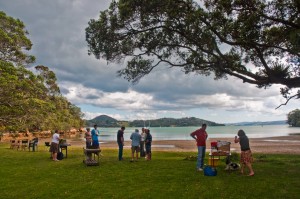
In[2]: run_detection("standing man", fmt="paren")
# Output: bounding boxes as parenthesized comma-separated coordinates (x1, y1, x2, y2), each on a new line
(117, 126, 125, 161)
(145, 129, 152, 160)
(50, 130, 60, 161)
(190, 124, 208, 171)
(91, 125, 100, 149)
(140, 127, 146, 157)
(130, 129, 141, 162)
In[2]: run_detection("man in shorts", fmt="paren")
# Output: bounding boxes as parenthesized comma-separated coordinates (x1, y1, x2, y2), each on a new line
(50, 130, 60, 161)
(130, 129, 141, 162)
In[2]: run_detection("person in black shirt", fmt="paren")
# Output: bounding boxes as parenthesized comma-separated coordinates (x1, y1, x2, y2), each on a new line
(117, 126, 125, 161)
(145, 129, 152, 160)
(234, 129, 255, 176)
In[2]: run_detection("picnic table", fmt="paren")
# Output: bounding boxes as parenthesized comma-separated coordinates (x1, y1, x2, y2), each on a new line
(59, 142, 71, 158)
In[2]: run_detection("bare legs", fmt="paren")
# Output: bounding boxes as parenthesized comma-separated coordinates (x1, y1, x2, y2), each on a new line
(246, 163, 255, 176)
(241, 163, 254, 176)
(52, 152, 58, 161)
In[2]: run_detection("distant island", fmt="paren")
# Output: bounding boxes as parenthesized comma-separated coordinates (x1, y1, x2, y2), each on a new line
(85, 115, 287, 128)
(85, 115, 225, 127)
(227, 120, 287, 126)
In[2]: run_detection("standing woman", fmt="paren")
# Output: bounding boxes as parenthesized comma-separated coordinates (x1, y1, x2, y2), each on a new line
(140, 127, 146, 157)
(50, 130, 60, 161)
(85, 128, 92, 148)
(234, 129, 255, 176)
(85, 128, 93, 160)
(145, 129, 152, 160)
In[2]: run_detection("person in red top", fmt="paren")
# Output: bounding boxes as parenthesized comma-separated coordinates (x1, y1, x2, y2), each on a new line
(190, 124, 208, 171)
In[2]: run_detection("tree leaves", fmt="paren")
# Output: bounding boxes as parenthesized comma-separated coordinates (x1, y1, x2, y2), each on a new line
(0, 11, 35, 66)
(0, 12, 84, 132)
(86, 0, 300, 106)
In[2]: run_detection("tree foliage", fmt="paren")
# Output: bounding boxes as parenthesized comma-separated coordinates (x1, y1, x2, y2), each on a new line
(86, 0, 300, 106)
(287, 109, 300, 127)
(0, 61, 84, 131)
(0, 11, 35, 66)
(0, 12, 84, 132)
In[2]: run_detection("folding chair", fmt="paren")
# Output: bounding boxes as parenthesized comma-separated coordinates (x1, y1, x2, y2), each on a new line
(21, 139, 29, 151)
(29, 138, 39, 152)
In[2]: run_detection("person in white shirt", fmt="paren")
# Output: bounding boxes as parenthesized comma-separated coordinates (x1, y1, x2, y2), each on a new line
(50, 130, 60, 161)
(140, 128, 146, 157)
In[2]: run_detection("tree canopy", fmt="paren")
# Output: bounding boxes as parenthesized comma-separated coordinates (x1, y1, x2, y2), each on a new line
(287, 109, 300, 127)
(0, 11, 35, 66)
(86, 0, 300, 107)
(0, 12, 84, 132)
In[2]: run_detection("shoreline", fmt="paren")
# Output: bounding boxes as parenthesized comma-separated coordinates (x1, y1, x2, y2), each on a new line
(54, 134, 300, 154)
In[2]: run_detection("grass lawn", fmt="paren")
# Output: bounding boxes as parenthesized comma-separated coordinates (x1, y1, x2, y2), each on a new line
(0, 143, 299, 199)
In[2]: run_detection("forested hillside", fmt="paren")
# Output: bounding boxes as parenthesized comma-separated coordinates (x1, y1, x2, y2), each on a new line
(85, 115, 224, 127)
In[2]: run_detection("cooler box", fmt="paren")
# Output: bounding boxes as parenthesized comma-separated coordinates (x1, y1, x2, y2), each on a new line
(211, 141, 218, 153)
(211, 141, 217, 148)
(208, 157, 219, 166)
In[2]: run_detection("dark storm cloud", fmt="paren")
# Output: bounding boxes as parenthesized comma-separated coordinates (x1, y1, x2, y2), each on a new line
(0, 0, 294, 122)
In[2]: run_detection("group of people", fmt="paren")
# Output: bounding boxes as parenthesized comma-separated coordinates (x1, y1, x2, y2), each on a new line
(118, 127, 152, 162)
(190, 123, 254, 176)
(50, 123, 254, 176)
(85, 125, 100, 149)
(82, 125, 152, 162)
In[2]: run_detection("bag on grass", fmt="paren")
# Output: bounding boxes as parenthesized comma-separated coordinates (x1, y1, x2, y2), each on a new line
(204, 166, 217, 176)
(57, 152, 64, 160)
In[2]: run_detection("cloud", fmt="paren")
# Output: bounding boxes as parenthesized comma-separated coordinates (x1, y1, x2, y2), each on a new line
(0, 0, 297, 123)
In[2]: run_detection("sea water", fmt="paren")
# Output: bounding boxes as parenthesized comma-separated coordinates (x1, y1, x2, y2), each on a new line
(94, 125, 300, 141)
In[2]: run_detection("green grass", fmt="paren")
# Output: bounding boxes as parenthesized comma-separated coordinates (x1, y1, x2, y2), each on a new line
(0, 143, 299, 199)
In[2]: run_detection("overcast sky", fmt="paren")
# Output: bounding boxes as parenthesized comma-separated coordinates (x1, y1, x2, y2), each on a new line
(1, 0, 298, 123)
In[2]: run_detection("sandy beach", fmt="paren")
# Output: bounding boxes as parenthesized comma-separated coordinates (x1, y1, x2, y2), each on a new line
(61, 134, 300, 154)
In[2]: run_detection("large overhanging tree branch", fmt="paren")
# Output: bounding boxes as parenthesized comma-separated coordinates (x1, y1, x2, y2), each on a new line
(86, 0, 300, 106)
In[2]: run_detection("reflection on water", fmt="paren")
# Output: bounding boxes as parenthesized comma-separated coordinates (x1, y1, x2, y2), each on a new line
(85, 125, 300, 141)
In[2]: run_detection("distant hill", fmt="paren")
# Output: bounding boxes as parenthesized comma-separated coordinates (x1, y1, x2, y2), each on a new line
(85, 115, 119, 127)
(85, 115, 225, 127)
(226, 120, 287, 126)
(129, 117, 224, 127)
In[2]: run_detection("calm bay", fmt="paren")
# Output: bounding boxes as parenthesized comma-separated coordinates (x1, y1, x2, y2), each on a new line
(96, 125, 300, 141)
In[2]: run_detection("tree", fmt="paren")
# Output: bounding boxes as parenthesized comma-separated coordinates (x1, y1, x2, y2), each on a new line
(0, 61, 85, 132)
(0, 61, 51, 130)
(0, 11, 35, 66)
(86, 0, 300, 107)
(0, 12, 84, 132)
(287, 109, 300, 127)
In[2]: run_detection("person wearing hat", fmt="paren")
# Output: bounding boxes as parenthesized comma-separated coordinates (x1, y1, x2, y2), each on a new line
(130, 129, 141, 162)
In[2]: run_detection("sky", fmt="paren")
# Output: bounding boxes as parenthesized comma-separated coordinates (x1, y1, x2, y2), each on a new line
(1, 0, 298, 124)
